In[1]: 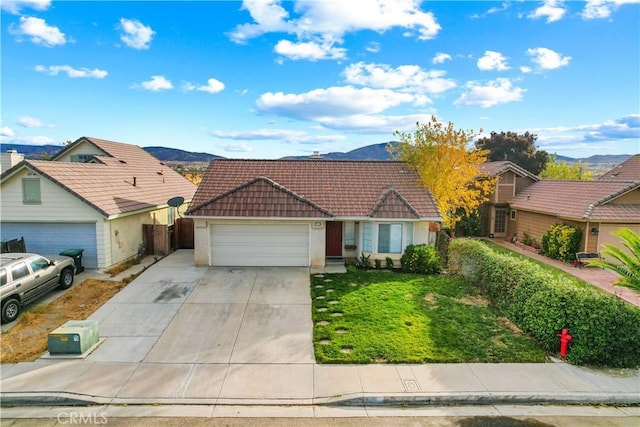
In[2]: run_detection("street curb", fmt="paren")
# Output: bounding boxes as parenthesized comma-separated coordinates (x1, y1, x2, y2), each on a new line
(2, 391, 639, 408)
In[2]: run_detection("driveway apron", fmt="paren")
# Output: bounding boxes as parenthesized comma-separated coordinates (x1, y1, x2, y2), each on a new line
(87, 259, 315, 365)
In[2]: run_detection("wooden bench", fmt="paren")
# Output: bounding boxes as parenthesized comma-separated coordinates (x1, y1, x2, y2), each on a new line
(575, 252, 602, 269)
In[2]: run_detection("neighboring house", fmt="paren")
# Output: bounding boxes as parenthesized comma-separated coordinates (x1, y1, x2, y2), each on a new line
(598, 154, 640, 181)
(509, 180, 640, 255)
(476, 161, 539, 238)
(187, 159, 442, 267)
(0, 149, 24, 174)
(0, 137, 196, 269)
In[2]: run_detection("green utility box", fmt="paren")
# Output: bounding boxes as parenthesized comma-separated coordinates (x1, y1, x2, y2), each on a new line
(48, 320, 99, 355)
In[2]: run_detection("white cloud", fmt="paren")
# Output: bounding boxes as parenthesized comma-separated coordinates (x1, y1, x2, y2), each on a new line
(0, 134, 56, 145)
(432, 52, 451, 64)
(520, 66, 533, 74)
(1, 0, 50, 14)
(257, 86, 416, 120)
(454, 78, 525, 108)
(221, 142, 254, 153)
(34, 64, 108, 79)
(477, 50, 510, 71)
(1, 127, 15, 137)
(119, 18, 155, 50)
(529, 0, 567, 23)
(230, 0, 441, 61)
(9, 16, 66, 46)
(184, 78, 225, 94)
(274, 39, 347, 61)
(316, 113, 436, 133)
(134, 75, 173, 91)
(343, 62, 456, 94)
(17, 116, 47, 128)
(365, 41, 381, 53)
(212, 128, 346, 144)
(471, 2, 510, 18)
(526, 47, 571, 70)
(582, 0, 639, 19)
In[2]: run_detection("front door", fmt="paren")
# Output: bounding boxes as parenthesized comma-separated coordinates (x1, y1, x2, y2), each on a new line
(493, 207, 507, 237)
(325, 221, 343, 257)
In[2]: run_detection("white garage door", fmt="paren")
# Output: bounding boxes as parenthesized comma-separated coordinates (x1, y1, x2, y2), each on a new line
(0, 223, 98, 269)
(210, 224, 309, 266)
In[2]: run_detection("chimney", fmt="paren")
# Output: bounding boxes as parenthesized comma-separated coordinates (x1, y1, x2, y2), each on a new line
(0, 149, 25, 173)
(310, 151, 323, 160)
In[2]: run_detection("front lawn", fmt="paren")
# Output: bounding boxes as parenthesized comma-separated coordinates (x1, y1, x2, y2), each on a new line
(311, 270, 546, 364)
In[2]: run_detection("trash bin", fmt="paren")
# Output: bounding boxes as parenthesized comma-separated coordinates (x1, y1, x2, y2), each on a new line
(59, 249, 84, 273)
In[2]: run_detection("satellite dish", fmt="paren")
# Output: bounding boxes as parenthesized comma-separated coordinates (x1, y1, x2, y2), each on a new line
(167, 196, 185, 208)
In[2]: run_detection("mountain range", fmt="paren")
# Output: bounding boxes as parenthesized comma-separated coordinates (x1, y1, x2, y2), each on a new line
(0, 142, 632, 166)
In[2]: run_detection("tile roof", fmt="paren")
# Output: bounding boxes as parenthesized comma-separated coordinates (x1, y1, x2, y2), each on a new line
(598, 154, 640, 181)
(510, 180, 640, 221)
(188, 159, 441, 220)
(479, 161, 539, 180)
(188, 177, 332, 218)
(4, 137, 196, 217)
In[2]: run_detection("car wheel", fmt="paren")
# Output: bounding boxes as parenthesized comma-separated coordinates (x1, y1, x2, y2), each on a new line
(59, 268, 74, 289)
(1, 298, 21, 323)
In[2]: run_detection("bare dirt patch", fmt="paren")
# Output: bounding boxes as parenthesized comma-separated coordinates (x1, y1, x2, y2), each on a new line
(454, 295, 490, 307)
(498, 316, 525, 335)
(0, 279, 128, 363)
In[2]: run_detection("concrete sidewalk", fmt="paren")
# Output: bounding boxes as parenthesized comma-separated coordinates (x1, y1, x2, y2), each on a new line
(1, 250, 638, 415)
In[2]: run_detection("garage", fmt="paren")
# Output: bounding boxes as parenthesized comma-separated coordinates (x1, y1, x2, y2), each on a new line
(0, 223, 98, 269)
(210, 223, 309, 266)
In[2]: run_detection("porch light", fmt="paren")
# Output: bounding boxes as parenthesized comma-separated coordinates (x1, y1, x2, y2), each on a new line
(591, 227, 599, 235)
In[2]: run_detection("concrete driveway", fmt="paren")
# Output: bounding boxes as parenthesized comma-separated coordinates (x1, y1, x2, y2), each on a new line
(85, 251, 315, 365)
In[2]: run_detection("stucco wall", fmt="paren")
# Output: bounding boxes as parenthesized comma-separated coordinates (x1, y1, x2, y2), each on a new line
(609, 188, 640, 204)
(515, 210, 591, 251)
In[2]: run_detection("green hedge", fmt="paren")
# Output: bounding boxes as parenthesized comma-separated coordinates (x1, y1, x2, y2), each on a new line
(448, 238, 640, 367)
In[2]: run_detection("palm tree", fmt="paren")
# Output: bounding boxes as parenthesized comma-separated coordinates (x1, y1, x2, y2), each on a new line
(587, 228, 640, 291)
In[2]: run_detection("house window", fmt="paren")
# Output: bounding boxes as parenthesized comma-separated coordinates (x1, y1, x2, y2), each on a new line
(378, 224, 402, 253)
(406, 223, 413, 246)
(70, 154, 94, 162)
(510, 210, 516, 221)
(0, 269, 6, 286)
(168, 207, 176, 225)
(22, 178, 41, 204)
(344, 222, 356, 246)
(363, 223, 372, 252)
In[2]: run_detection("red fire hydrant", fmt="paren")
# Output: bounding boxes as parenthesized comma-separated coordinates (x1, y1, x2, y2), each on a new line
(556, 328, 572, 357)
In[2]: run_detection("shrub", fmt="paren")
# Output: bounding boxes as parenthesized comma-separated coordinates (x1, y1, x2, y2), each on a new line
(356, 253, 371, 269)
(400, 244, 443, 274)
(374, 259, 382, 269)
(458, 211, 481, 237)
(385, 257, 394, 269)
(542, 223, 582, 262)
(448, 238, 640, 367)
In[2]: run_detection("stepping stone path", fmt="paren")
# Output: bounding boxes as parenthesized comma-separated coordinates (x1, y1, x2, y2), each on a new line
(324, 279, 333, 282)
(331, 312, 343, 317)
(335, 328, 347, 334)
(315, 296, 326, 300)
(317, 307, 328, 312)
(315, 285, 323, 288)
(326, 289, 334, 293)
(328, 300, 339, 304)
(316, 321, 329, 326)
(340, 347, 353, 354)
(320, 339, 331, 345)
(315, 275, 324, 278)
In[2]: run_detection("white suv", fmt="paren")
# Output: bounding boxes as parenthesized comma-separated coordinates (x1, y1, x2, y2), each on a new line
(0, 253, 75, 323)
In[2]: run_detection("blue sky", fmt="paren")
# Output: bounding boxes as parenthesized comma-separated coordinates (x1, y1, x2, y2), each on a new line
(1, 0, 639, 159)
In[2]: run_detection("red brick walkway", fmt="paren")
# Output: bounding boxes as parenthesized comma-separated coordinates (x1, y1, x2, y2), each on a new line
(488, 238, 640, 308)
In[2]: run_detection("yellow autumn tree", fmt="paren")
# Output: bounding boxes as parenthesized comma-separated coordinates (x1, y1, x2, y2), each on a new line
(389, 117, 496, 229)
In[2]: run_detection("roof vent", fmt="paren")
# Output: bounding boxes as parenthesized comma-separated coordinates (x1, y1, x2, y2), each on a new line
(119, 160, 127, 164)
